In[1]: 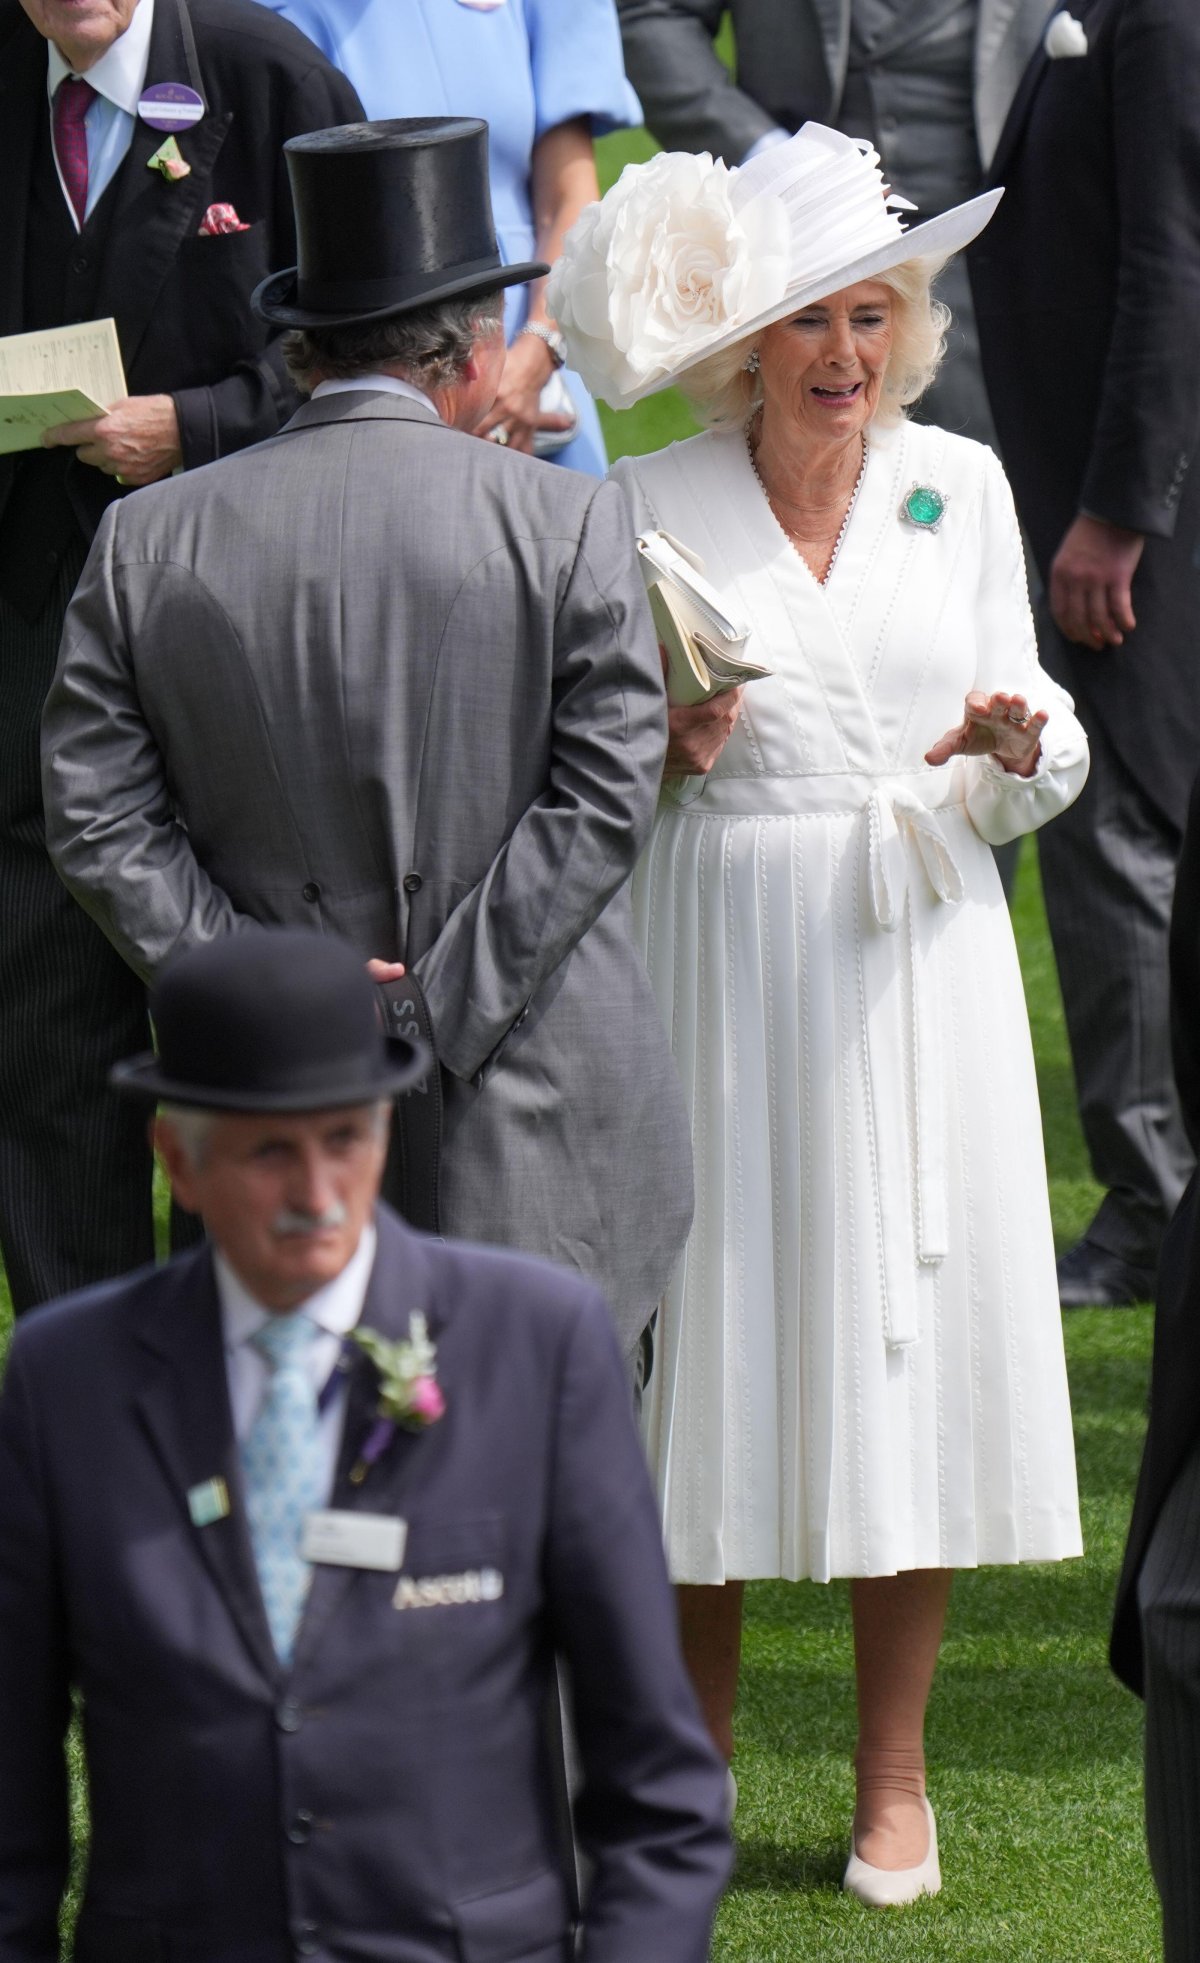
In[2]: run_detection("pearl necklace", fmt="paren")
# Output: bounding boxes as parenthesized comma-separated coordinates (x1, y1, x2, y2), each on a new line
(746, 426, 868, 587)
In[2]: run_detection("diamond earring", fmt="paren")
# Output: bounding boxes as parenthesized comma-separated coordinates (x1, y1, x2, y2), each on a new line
(743, 348, 761, 375)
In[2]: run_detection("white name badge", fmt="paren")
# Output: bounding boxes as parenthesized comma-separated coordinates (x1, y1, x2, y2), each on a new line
(301, 1510, 407, 1572)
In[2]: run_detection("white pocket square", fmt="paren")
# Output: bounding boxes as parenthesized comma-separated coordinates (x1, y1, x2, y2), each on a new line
(1044, 10, 1088, 57)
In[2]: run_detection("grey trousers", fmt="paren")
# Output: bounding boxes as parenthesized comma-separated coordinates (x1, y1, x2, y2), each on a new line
(0, 548, 155, 1312)
(1038, 696, 1193, 1268)
(1139, 1434, 1200, 1960)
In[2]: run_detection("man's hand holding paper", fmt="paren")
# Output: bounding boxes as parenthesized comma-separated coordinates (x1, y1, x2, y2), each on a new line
(43, 394, 182, 485)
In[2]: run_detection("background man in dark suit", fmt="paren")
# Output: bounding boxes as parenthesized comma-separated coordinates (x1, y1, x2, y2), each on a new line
(0, 0, 360, 1313)
(0, 928, 731, 1963)
(1112, 767, 1200, 1959)
(970, 0, 1200, 1308)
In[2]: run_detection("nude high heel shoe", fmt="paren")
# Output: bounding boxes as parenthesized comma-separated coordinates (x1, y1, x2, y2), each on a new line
(842, 1797, 941, 1906)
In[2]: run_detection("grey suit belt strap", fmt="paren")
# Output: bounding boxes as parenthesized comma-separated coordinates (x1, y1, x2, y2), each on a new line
(376, 976, 443, 1236)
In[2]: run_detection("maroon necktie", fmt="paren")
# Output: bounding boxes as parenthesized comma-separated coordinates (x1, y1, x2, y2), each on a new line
(53, 77, 97, 229)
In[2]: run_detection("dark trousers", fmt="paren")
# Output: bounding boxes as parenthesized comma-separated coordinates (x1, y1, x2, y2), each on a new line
(0, 549, 155, 1313)
(1038, 702, 1193, 1270)
(1139, 1434, 1200, 1960)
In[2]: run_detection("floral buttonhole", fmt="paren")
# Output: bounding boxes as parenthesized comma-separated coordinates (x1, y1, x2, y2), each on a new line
(349, 1314, 445, 1485)
(148, 136, 191, 182)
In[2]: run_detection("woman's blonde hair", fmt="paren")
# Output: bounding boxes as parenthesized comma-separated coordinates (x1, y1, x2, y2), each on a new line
(679, 255, 951, 432)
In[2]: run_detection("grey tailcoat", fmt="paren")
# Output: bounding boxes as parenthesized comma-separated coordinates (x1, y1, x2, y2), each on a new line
(615, 0, 1056, 171)
(41, 393, 692, 1351)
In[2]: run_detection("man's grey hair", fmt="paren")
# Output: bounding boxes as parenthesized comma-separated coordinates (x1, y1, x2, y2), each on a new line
(157, 1100, 392, 1171)
(283, 289, 506, 396)
(159, 1104, 216, 1170)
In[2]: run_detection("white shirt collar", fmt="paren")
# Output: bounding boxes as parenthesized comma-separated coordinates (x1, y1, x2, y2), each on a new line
(215, 1219, 378, 1353)
(46, 0, 155, 117)
(311, 373, 440, 419)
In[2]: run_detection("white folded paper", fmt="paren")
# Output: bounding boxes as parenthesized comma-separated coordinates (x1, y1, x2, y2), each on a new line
(0, 318, 127, 456)
(636, 528, 772, 706)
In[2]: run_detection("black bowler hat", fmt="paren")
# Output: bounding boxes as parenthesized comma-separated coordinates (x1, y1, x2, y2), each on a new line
(111, 929, 428, 1112)
(253, 117, 548, 330)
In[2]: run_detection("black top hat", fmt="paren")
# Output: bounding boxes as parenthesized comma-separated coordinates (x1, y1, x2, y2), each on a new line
(111, 929, 428, 1112)
(253, 118, 549, 330)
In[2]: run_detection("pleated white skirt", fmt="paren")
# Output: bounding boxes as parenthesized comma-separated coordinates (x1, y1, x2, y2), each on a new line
(633, 797, 1083, 1583)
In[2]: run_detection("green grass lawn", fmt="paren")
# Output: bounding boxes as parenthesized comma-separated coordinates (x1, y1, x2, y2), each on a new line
(0, 119, 1160, 1955)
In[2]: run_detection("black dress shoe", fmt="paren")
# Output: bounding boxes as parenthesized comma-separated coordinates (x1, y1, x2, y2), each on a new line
(1056, 1238, 1157, 1309)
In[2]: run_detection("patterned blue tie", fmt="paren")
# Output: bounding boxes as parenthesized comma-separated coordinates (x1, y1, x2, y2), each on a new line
(241, 1313, 325, 1667)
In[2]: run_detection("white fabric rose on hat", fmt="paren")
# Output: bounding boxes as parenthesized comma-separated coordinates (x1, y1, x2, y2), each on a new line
(549, 151, 789, 410)
(1043, 9, 1088, 57)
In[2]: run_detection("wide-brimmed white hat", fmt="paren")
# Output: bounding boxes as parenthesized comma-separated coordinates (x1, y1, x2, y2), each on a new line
(549, 122, 1001, 411)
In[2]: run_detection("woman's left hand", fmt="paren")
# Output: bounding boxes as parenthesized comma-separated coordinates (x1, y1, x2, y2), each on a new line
(924, 691, 1048, 778)
(475, 334, 574, 455)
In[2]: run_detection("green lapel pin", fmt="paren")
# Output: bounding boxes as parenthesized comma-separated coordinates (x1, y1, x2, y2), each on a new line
(900, 483, 949, 533)
(187, 1476, 230, 1527)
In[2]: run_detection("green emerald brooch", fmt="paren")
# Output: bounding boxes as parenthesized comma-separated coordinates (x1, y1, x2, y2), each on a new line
(900, 483, 949, 532)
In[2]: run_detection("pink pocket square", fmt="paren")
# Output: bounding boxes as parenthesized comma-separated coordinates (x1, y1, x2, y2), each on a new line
(198, 203, 250, 235)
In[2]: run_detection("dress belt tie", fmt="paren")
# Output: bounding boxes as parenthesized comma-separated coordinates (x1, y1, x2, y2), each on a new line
(865, 782, 965, 928)
(863, 782, 966, 1347)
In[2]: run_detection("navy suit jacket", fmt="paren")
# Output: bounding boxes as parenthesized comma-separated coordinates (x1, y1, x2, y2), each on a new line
(0, 1206, 730, 1962)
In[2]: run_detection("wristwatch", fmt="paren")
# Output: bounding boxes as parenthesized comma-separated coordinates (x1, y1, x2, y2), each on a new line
(519, 322, 567, 369)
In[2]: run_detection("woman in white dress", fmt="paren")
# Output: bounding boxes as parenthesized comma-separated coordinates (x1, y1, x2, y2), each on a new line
(551, 125, 1088, 1902)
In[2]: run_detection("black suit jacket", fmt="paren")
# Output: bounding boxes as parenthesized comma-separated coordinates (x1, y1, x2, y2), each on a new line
(1112, 767, 1200, 1691)
(0, 0, 361, 613)
(969, 0, 1200, 826)
(0, 1206, 731, 1962)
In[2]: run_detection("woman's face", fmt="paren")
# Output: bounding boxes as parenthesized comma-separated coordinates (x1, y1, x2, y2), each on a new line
(756, 279, 894, 447)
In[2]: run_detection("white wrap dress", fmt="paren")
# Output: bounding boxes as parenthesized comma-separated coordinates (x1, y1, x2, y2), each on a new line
(611, 419, 1088, 1584)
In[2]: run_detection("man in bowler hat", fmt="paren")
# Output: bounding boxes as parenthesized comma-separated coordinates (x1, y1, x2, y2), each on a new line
(0, 927, 730, 1962)
(42, 117, 692, 1373)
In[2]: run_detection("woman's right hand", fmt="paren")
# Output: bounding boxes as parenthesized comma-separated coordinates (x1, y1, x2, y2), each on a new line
(665, 687, 744, 776)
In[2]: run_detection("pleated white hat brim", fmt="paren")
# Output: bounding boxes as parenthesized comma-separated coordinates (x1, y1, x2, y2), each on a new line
(654, 188, 1004, 404)
(553, 123, 1004, 411)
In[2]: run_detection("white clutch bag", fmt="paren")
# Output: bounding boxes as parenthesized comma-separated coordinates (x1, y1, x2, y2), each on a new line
(635, 529, 771, 705)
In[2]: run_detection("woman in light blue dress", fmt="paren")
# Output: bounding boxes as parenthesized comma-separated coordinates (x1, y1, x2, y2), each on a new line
(254, 0, 640, 475)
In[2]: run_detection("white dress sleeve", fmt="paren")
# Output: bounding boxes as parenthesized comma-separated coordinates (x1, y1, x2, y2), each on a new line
(963, 448, 1090, 847)
(608, 454, 660, 534)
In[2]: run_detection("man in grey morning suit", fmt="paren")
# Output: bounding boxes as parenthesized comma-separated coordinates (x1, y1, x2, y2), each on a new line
(40, 118, 693, 1366)
(616, 0, 1058, 448)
